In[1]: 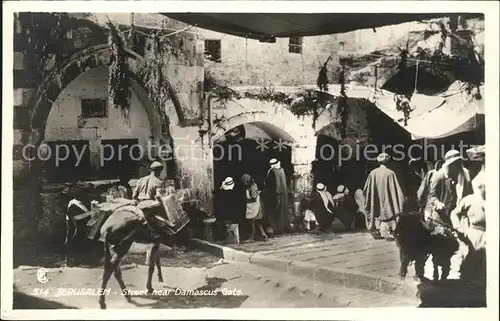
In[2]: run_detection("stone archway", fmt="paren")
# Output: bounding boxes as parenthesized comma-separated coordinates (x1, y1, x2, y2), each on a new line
(27, 44, 183, 180)
(211, 98, 317, 196)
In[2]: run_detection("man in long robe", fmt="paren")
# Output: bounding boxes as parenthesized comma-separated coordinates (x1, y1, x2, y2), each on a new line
(331, 185, 357, 230)
(363, 153, 405, 240)
(309, 183, 336, 232)
(263, 158, 289, 235)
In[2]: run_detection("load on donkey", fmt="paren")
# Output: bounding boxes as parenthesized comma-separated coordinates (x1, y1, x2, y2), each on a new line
(63, 162, 198, 309)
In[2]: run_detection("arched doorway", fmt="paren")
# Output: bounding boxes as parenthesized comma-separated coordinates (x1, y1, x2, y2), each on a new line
(213, 121, 295, 190)
(29, 45, 177, 183)
(212, 121, 295, 239)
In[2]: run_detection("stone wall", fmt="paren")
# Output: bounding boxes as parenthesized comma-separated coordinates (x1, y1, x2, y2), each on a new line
(197, 21, 422, 86)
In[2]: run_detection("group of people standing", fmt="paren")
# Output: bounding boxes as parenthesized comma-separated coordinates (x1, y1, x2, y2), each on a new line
(362, 149, 486, 280)
(215, 158, 289, 242)
(302, 183, 359, 233)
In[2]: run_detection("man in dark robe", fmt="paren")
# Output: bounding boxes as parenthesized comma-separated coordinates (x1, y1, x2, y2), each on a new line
(263, 158, 289, 235)
(309, 183, 335, 232)
(363, 153, 406, 240)
(331, 185, 357, 230)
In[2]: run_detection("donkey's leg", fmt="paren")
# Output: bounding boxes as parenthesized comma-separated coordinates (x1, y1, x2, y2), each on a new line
(99, 242, 114, 309)
(146, 243, 160, 294)
(64, 219, 73, 267)
(113, 241, 134, 303)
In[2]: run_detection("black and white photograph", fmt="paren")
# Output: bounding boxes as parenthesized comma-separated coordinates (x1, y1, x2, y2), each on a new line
(2, 1, 498, 319)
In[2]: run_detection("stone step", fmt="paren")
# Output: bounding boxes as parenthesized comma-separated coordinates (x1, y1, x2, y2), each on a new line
(235, 261, 419, 307)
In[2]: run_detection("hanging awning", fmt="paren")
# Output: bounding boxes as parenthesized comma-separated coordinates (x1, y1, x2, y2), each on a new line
(162, 13, 483, 40)
(373, 81, 484, 140)
(466, 144, 485, 161)
(214, 121, 295, 144)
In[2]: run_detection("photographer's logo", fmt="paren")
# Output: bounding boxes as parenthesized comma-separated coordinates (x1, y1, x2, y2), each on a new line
(37, 267, 49, 284)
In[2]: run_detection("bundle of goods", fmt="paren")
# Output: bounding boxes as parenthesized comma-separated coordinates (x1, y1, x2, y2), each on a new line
(86, 198, 136, 240)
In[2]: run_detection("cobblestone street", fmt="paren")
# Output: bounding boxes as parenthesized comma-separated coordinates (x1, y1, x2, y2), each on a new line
(229, 230, 426, 279)
(196, 228, 485, 307)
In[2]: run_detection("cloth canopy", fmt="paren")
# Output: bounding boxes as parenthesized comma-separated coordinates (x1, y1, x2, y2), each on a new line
(162, 13, 482, 40)
(372, 81, 484, 140)
(215, 121, 295, 144)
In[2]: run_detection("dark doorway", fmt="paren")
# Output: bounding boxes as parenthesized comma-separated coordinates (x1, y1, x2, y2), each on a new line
(45, 140, 91, 183)
(213, 138, 293, 191)
(100, 139, 140, 180)
(212, 122, 294, 239)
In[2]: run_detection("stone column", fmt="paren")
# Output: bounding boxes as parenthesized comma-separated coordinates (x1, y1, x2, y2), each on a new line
(290, 140, 315, 221)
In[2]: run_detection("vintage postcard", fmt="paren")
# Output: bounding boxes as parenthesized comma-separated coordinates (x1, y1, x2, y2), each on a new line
(2, 1, 499, 320)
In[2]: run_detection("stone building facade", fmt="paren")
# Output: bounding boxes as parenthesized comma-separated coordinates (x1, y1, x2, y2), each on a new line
(12, 13, 483, 243)
(12, 13, 206, 241)
(11, 13, 319, 241)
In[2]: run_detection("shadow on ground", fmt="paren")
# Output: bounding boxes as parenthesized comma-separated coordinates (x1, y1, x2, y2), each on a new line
(13, 286, 77, 309)
(14, 237, 220, 270)
(13, 239, 67, 269)
(417, 279, 486, 307)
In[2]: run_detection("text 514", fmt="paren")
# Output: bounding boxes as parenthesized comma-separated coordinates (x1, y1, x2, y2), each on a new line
(33, 288, 50, 296)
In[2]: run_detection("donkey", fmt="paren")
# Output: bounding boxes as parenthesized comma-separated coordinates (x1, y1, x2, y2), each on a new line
(97, 205, 168, 309)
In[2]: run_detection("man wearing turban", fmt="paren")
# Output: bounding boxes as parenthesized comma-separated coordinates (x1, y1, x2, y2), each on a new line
(363, 153, 406, 240)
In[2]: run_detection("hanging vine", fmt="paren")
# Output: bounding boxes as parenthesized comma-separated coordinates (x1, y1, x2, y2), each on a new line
(107, 20, 131, 118)
(23, 13, 70, 80)
(139, 31, 188, 126)
(417, 18, 483, 97)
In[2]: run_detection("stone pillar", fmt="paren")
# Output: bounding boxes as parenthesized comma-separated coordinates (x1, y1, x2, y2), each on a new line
(290, 140, 315, 221)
